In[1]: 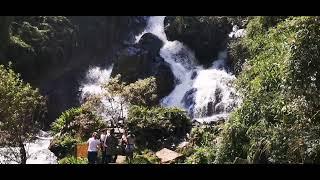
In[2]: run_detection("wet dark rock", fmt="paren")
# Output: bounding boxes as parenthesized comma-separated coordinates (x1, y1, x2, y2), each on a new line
(112, 32, 174, 100)
(191, 71, 197, 80)
(182, 88, 197, 109)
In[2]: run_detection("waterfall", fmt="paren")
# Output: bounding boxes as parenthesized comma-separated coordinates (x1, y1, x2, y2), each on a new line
(135, 16, 240, 123)
(80, 16, 240, 124)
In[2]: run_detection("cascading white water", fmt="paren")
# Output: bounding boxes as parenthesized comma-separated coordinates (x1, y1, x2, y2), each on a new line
(0, 131, 57, 164)
(136, 16, 240, 123)
(80, 66, 113, 99)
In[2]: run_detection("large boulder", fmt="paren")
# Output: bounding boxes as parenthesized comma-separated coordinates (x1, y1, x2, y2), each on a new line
(112, 46, 151, 83)
(112, 33, 175, 100)
(138, 32, 163, 56)
(155, 148, 183, 164)
(164, 16, 234, 66)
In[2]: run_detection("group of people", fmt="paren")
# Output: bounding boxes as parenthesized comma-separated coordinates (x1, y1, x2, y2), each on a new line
(87, 128, 135, 164)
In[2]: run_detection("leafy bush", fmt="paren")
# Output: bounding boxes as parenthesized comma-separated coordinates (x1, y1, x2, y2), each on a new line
(127, 105, 191, 150)
(228, 37, 249, 76)
(245, 16, 288, 39)
(180, 125, 221, 164)
(49, 134, 80, 159)
(51, 106, 105, 141)
(51, 107, 84, 134)
(189, 125, 220, 147)
(59, 156, 88, 164)
(122, 76, 158, 107)
(185, 146, 216, 164)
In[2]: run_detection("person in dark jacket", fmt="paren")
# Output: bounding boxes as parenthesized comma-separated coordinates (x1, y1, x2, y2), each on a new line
(104, 129, 118, 164)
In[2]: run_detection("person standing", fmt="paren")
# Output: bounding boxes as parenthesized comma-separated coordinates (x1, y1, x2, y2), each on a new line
(87, 132, 101, 164)
(104, 129, 118, 164)
(100, 129, 107, 164)
(121, 130, 135, 163)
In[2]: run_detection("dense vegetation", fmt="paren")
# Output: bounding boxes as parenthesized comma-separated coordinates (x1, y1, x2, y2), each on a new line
(217, 16, 320, 163)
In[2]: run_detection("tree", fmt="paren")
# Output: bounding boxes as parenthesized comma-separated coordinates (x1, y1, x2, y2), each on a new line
(0, 64, 45, 164)
(83, 74, 158, 127)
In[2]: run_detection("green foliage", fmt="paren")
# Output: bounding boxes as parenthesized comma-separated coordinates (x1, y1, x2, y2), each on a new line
(3, 16, 78, 83)
(51, 106, 105, 141)
(218, 16, 320, 163)
(228, 16, 289, 75)
(104, 74, 158, 107)
(49, 134, 81, 159)
(10, 35, 32, 49)
(185, 146, 216, 164)
(51, 107, 84, 134)
(130, 149, 160, 164)
(190, 125, 220, 147)
(127, 105, 191, 150)
(123, 76, 157, 107)
(228, 39, 249, 76)
(245, 16, 288, 39)
(181, 125, 221, 164)
(58, 156, 88, 164)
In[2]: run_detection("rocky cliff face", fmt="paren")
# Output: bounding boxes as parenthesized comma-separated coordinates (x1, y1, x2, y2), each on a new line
(0, 16, 147, 128)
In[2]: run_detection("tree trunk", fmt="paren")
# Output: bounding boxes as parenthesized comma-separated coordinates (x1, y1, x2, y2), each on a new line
(19, 142, 27, 164)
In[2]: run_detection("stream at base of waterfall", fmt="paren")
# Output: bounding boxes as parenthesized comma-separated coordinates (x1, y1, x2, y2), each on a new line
(0, 131, 57, 164)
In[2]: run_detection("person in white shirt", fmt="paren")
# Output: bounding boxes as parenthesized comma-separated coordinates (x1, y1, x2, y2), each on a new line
(87, 132, 101, 164)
